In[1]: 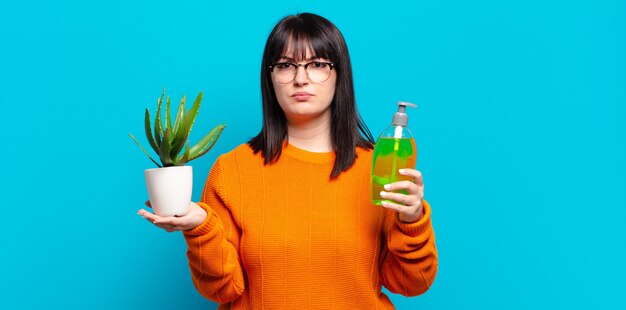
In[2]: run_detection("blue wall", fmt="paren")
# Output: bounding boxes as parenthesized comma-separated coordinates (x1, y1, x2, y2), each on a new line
(1, 0, 624, 309)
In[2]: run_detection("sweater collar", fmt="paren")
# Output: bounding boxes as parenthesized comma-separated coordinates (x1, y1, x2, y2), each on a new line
(282, 142, 335, 164)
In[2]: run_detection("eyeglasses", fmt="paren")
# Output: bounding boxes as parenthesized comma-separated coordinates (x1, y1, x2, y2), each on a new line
(269, 61, 335, 84)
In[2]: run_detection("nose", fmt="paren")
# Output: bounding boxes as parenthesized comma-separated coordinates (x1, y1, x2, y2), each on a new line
(293, 65, 309, 85)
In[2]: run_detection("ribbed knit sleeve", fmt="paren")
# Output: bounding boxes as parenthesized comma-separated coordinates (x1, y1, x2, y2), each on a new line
(183, 156, 245, 303)
(380, 200, 438, 297)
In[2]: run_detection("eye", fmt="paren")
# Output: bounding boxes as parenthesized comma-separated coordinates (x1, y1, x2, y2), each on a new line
(274, 63, 294, 70)
(310, 62, 326, 69)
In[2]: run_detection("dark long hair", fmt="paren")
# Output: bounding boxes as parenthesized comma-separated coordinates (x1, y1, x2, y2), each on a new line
(248, 13, 375, 179)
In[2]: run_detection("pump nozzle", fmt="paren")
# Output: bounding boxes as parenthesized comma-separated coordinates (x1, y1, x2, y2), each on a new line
(392, 101, 418, 126)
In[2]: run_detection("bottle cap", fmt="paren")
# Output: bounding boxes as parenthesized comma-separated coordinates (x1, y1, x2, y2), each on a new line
(392, 101, 418, 126)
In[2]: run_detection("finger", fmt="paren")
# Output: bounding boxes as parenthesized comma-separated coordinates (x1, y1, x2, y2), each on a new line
(138, 210, 182, 229)
(152, 213, 190, 225)
(144, 200, 152, 208)
(138, 209, 162, 223)
(384, 181, 422, 196)
(399, 169, 423, 185)
(379, 191, 420, 206)
(153, 217, 177, 226)
(138, 209, 183, 232)
(380, 200, 411, 214)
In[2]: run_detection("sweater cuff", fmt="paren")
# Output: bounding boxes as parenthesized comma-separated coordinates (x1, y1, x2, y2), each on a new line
(394, 200, 432, 237)
(183, 202, 219, 236)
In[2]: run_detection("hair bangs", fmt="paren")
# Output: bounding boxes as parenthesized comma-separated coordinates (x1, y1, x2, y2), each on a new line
(270, 20, 336, 63)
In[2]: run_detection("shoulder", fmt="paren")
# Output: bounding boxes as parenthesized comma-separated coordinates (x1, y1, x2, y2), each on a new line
(207, 144, 261, 191)
(224, 143, 256, 157)
(337, 146, 373, 176)
(355, 145, 373, 162)
(214, 143, 264, 169)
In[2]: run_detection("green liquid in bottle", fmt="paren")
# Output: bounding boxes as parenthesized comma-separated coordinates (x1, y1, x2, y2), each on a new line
(371, 137, 417, 206)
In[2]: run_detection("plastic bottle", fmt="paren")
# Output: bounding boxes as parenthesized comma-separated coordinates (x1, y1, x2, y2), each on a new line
(371, 102, 418, 206)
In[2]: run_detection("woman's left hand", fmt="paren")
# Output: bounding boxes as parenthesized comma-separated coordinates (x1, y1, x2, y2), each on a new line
(379, 168, 425, 223)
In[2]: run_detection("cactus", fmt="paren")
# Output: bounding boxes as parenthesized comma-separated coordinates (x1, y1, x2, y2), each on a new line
(129, 89, 226, 167)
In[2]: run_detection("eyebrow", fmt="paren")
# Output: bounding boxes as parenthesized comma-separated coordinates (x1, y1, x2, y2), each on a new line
(277, 56, 324, 62)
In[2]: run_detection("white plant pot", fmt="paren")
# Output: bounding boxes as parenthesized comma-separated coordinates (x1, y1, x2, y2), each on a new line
(144, 166, 192, 217)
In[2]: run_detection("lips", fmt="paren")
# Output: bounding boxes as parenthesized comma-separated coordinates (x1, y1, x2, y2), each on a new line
(292, 92, 313, 101)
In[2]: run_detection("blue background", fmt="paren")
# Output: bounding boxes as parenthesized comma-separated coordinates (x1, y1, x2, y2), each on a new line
(1, 0, 624, 309)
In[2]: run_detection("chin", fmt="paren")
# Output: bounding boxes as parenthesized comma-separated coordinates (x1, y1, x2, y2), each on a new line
(287, 108, 329, 121)
(285, 103, 315, 114)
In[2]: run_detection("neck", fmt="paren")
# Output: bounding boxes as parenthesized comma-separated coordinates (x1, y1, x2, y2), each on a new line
(286, 112, 333, 152)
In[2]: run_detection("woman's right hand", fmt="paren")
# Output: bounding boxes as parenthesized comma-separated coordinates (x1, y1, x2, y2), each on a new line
(138, 201, 208, 232)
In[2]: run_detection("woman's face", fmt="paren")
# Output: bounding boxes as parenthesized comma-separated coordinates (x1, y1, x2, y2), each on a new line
(271, 44, 337, 124)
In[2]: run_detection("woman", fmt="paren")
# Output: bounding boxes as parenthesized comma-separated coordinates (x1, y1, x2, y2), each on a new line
(138, 13, 437, 309)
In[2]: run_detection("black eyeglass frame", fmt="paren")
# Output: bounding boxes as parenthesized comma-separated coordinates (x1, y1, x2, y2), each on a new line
(268, 61, 336, 83)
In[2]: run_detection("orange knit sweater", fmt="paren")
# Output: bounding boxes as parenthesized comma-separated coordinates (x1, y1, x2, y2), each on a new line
(183, 143, 437, 309)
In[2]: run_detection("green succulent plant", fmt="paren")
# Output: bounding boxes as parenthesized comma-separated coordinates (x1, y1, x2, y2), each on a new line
(129, 89, 226, 167)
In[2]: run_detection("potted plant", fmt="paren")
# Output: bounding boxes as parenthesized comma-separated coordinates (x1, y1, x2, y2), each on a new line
(129, 89, 226, 217)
